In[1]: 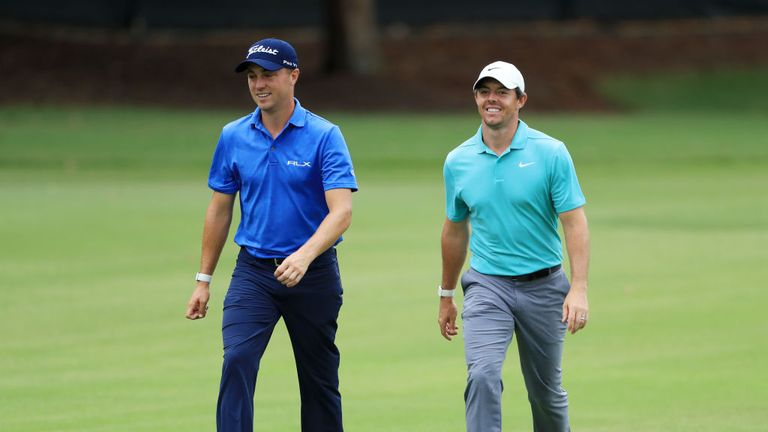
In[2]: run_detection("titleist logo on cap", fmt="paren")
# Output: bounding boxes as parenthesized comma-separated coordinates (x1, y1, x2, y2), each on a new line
(248, 45, 278, 56)
(235, 38, 298, 72)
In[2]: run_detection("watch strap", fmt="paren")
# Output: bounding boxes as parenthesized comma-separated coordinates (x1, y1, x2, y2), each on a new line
(195, 272, 213, 283)
(438, 285, 456, 298)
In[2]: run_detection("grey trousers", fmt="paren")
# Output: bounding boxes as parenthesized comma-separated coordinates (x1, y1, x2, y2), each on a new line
(461, 267, 570, 432)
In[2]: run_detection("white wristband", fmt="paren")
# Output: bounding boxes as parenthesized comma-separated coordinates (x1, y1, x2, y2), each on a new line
(195, 272, 212, 283)
(438, 285, 455, 298)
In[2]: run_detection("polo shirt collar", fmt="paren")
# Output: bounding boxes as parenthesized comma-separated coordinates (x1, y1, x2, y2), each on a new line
(473, 119, 529, 154)
(250, 97, 307, 129)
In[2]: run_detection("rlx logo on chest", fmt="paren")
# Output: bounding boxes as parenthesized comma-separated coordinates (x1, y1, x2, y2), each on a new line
(286, 160, 312, 168)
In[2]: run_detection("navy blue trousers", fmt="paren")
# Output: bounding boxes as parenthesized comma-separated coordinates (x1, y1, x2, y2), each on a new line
(216, 248, 344, 432)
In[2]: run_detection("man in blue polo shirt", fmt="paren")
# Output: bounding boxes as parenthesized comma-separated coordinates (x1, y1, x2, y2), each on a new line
(185, 38, 357, 432)
(437, 61, 590, 432)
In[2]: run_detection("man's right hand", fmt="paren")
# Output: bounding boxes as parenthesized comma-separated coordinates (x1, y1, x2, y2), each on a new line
(438, 298, 459, 341)
(186, 284, 211, 320)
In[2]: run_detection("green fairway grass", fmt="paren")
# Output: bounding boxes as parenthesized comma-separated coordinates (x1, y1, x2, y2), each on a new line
(1, 100, 767, 430)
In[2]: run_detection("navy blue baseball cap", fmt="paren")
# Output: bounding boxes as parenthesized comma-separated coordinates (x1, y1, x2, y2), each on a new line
(235, 38, 299, 73)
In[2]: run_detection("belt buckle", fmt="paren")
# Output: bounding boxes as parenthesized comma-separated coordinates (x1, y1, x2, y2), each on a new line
(274, 258, 284, 266)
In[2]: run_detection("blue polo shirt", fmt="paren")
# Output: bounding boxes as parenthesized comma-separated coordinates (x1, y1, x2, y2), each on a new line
(208, 99, 358, 258)
(444, 120, 585, 276)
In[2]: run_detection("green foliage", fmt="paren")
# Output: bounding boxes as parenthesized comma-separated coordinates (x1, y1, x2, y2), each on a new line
(1, 102, 766, 431)
(598, 67, 768, 113)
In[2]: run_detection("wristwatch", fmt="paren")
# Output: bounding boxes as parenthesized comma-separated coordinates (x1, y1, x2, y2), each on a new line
(195, 272, 213, 283)
(438, 285, 456, 298)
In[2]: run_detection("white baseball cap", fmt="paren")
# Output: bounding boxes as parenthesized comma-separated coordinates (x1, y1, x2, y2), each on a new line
(473, 61, 525, 93)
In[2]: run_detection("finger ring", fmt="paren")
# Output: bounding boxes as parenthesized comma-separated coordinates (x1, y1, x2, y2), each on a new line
(205, 305, 209, 311)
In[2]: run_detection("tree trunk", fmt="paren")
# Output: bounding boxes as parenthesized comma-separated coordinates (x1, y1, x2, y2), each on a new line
(324, 0, 380, 75)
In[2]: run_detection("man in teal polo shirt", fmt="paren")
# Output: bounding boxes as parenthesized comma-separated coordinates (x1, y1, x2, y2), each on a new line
(437, 61, 590, 432)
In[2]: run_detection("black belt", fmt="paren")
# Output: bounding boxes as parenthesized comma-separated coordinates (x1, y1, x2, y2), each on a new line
(252, 257, 286, 267)
(240, 247, 336, 268)
(507, 264, 561, 282)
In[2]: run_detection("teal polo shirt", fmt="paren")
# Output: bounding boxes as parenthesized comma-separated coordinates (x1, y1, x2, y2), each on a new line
(444, 120, 585, 276)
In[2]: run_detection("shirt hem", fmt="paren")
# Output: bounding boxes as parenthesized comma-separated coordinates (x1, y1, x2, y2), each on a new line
(555, 200, 586, 214)
(208, 184, 238, 194)
(324, 183, 359, 192)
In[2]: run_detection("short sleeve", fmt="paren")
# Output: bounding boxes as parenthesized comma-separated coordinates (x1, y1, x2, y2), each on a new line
(550, 144, 586, 213)
(321, 126, 358, 192)
(444, 160, 469, 221)
(207, 131, 240, 194)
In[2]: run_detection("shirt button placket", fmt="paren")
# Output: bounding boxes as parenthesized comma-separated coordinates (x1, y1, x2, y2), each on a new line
(268, 139, 278, 165)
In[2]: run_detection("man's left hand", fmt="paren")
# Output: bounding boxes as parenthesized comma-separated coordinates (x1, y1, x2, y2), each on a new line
(562, 284, 589, 334)
(274, 252, 312, 287)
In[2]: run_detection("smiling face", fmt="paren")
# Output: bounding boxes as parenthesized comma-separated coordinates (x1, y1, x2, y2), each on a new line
(474, 78, 527, 130)
(246, 65, 300, 113)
